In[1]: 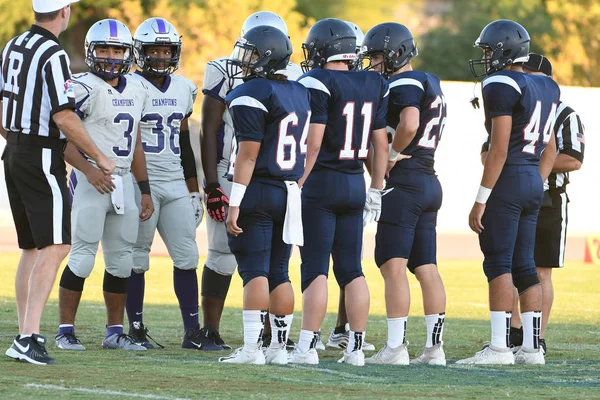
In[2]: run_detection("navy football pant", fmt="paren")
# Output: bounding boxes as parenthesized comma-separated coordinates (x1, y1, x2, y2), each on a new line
(479, 165, 543, 282)
(300, 169, 365, 291)
(227, 180, 292, 292)
(375, 172, 442, 272)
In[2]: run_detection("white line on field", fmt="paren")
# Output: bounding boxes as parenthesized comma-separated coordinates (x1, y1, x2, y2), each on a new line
(288, 364, 387, 381)
(24, 384, 191, 400)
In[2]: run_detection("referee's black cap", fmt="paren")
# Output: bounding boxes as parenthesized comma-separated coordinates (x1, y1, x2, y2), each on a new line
(523, 53, 553, 76)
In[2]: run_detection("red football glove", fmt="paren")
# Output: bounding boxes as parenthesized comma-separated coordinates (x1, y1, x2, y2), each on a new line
(205, 183, 230, 222)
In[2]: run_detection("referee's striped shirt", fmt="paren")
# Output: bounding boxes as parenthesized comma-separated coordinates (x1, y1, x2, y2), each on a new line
(1, 24, 75, 139)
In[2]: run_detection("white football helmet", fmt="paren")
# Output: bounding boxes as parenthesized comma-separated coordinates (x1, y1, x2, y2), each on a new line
(133, 18, 182, 76)
(241, 11, 288, 37)
(345, 21, 365, 52)
(84, 19, 133, 80)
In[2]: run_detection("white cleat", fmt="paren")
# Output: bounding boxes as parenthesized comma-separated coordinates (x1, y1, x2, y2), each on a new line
(289, 348, 319, 365)
(411, 342, 446, 366)
(456, 344, 515, 365)
(265, 344, 289, 365)
(365, 342, 409, 365)
(338, 349, 365, 366)
(514, 346, 545, 365)
(315, 338, 326, 351)
(219, 346, 266, 364)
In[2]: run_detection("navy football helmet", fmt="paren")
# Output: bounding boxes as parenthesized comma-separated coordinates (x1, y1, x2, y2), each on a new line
(469, 19, 530, 78)
(301, 18, 356, 72)
(360, 22, 417, 78)
(227, 25, 292, 80)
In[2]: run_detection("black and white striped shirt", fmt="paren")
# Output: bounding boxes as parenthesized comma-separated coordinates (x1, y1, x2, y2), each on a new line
(547, 102, 585, 191)
(1, 25, 75, 139)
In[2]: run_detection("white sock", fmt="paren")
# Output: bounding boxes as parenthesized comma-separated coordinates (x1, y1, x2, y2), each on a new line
(387, 317, 408, 348)
(297, 329, 319, 353)
(348, 331, 364, 352)
(490, 311, 511, 349)
(269, 313, 293, 348)
(425, 313, 445, 348)
(243, 310, 267, 350)
(522, 311, 542, 350)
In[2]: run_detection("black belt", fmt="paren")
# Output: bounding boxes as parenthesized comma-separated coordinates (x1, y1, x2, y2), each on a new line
(6, 131, 67, 151)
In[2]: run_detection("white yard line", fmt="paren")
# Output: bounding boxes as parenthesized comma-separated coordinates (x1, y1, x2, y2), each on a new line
(24, 383, 191, 400)
(288, 364, 387, 381)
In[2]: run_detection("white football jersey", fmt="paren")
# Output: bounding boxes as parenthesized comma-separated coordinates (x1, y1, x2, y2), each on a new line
(128, 72, 197, 181)
(202, 58, 302, 170)
(73, 73, 147, 169)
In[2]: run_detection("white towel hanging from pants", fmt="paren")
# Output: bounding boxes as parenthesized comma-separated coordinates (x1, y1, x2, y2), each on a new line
(283, 180, 303, 246)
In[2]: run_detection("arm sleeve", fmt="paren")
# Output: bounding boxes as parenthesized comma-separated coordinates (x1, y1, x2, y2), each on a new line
(373, 78, 390, 130)
(228, 96, 268, 142)
(44, 50, 76, 115)
(202, 61, 229, 104)
(482, 82, 520, 117)
(556, 112, 585, 162)
(179, 129, 197, 179)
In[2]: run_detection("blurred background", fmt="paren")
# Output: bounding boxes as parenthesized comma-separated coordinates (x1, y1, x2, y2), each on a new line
(0, 0, 598, 260)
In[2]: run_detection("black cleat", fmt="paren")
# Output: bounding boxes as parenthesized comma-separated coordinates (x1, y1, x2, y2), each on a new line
(540, 338, 547, 356)
(182, 325, 222, 351)
(203, 325, 232, 350)
(128, 322, 163, 349)
(7, 334, 56, 365)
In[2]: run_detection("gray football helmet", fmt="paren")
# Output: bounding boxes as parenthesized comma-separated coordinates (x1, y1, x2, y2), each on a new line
(241, 11, 289, 37)
(84, 19, 133, 80)
(133, 18, 182, 77)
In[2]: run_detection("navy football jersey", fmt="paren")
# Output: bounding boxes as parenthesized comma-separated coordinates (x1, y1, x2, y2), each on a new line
(298, 69, 389, 174)
(482, 70, 560, 165)
(387, 70, 446, 176)
(226, 78, 311, 183)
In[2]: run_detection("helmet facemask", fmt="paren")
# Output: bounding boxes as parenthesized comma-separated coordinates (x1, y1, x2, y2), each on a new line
(136, 42, 181, 77)
(227, 38, 281, 81)
(86, 42, 133, 80)
(360, 36, 417, 78)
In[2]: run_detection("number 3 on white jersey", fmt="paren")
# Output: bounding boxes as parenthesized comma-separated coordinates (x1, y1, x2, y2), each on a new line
(522, 101, 558, 154)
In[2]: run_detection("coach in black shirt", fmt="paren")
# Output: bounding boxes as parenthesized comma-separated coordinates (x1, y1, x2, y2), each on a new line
(1, 0, 116, 365)
(481, 53, 585, 355)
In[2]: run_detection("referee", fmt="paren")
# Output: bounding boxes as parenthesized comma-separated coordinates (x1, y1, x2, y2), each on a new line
(481, 53, 585, 355)
(1, 0, 116, 365)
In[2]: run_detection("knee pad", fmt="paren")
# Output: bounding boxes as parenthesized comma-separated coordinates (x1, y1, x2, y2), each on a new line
(513, 273, 540, 295)
(201, 266, 232, 299)
(334, 269, 364, 289)
(132, 248, 150, 274)
(104, 251, 134, 279)
(483, 263, 512, 282)
(301, 272, 327, 293)
(205, 250, 237, 275)
(59, 265, 86, 292)
(268, 271, 290, 293)
(239, 269, 269, 287)
(103, 270, 128, 294)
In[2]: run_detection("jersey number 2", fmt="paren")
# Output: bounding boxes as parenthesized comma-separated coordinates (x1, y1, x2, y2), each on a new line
(418, 95, 447, 149)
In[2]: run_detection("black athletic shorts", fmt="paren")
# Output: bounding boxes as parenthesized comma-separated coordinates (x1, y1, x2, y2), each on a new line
(3, 132, 71, 249)
(534, 190, 568, 268)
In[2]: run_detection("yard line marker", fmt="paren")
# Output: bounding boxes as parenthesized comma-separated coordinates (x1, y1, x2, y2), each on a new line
(288, 364, 387, 381)
(24, 383, 191, 400)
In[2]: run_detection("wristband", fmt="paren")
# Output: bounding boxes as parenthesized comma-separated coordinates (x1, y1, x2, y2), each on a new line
(137, 180, 151, 196)
(475, 185, 492, 204)
(229, 182, 247, 207)
(388, 146, 399, 162)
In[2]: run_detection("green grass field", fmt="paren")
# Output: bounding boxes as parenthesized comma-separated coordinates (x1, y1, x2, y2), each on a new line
(1, 254, 599, 399)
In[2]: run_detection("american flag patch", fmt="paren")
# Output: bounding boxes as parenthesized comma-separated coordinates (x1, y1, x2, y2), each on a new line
(577, 132, 585, 143)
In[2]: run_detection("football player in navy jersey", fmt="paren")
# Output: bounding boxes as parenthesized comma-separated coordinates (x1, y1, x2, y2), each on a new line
(290, 18, 390, 367)
(217, 26, 311, 365)
(457, 20, 559, 366)
(359, 22, 448, 366)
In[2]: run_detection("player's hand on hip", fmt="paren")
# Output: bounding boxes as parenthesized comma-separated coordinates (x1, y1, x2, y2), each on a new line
(189, 192, 204, 227)
(363, 188, 382, 226)
(206, 183, 230, 222)
(85, 167, 115, 194)
(468, 202, 486, 234)
(226, 206, 243, 236)
(97, 156, 116, 176)
(386, 154, 411, 178)
(139, 194, 154, 221)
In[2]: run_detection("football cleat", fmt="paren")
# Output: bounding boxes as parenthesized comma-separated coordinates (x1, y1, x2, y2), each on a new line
(515, 346, 545, 365)
(338, 349, 365, 366)
(326, 326, 375, 351)
(102, 333, 147, 351)
(456, 344, 515, 365)
(182, 325, 223, 351)
(288, 348, 319, 365)
(219, 346, 265, 364)
(265, 344, 289, 365)
(540, 338, 547, 356)
(8, 334, 56, 365)
(203, 325, 232, 350)
(128, 322, 163, 349)
(55, 332, 86, 351)
(365, 342, 409, 365)
(410, 342, 446, 366)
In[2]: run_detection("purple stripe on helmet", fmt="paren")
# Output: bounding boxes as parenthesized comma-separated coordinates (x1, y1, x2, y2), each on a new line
(156, 18, 167, 34)
(109, 20, 118, 38)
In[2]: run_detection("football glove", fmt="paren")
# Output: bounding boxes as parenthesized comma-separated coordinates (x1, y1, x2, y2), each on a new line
(190, 192, 204, 227)
(363, 188, 382, 226)
(205, 183, 230, 222)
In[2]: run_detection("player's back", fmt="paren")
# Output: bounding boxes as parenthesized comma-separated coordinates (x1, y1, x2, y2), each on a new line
(128, 71, 197, 181)
(72, 73, 146, 169)
(298, 69, 389, 174)
(482, 70, 560, 166)
(387, 70, 446, 177)
(226, 77, 311, 184)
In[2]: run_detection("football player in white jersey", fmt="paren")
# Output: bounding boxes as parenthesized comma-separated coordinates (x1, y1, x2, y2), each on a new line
(123, 18, 220, 351)
(56, 19, 153, 351)
(199, 11, 301, 350)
